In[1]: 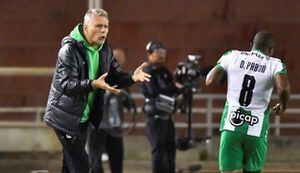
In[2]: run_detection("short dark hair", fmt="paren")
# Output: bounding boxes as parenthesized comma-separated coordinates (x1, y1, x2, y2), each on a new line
(252, 31, 276, 50)
(145, 41, 166, 54)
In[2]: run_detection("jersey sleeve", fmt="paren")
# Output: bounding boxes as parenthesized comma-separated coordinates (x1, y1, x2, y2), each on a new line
(273, 59, 287, 77)
(216, 50, 233, 74)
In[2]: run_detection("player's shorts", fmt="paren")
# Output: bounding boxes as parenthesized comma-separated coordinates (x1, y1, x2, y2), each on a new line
(219, 130, 267, 172)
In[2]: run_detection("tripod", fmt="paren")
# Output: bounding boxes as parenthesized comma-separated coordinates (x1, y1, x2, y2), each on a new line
(177, 85, 210, 150)
(176, 85, 211, 172)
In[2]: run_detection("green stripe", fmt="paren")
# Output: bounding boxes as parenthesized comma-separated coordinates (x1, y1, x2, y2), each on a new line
(223, 50, 232, 56)
(274, 63, 287, 75)
(216, 64, 226, 75)
(260, 107, 270, 138)
(234, 108, 251, 134)
(220, 100, 229, 131)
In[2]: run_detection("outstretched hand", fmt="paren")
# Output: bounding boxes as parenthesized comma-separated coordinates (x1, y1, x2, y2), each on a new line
(131, 62, 151, 82)
(92, 73, 120, 94)
(271, 103, 286, 116)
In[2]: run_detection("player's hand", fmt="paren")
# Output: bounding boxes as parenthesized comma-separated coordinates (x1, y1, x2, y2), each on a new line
(131, 62, 151, 82)
(271, 103, 286, 116)
(92, 73, 121, 94)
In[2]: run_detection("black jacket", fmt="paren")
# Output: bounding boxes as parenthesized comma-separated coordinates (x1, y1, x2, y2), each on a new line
(140, 64, 181, 115)
(44, 36, 134, 136)
(141, 64, 179, 98)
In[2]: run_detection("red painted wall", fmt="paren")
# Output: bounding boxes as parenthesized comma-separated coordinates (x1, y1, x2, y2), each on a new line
(0, 1, 299, 135)
(0, 0, 86, 106)
(104, 0, 299, 93)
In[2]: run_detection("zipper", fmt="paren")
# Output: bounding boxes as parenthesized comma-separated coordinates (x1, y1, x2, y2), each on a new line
(77, 42, 90, 118)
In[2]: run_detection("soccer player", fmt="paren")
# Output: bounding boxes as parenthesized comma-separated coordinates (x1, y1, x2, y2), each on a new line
(205, 31, 290, 173)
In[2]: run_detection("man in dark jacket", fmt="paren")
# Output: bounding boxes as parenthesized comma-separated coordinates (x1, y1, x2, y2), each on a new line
(140, 41, 183, 173)
(44, 9, 150, 173)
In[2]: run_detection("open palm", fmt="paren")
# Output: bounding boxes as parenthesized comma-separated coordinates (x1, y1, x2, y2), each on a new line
(132, 62, 151, 82)
(93, 73, 120, 94)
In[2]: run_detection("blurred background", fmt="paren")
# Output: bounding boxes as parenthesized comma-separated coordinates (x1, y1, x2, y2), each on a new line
(0, 0, 300, 172)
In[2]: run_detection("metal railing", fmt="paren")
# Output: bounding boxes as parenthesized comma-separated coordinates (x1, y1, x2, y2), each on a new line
(0, 66, 299, 135)
(1, 67, 300, 156)
(0, 67, 54, 76)
(133, 93, 300, 136)
(1, 93, 300, 135)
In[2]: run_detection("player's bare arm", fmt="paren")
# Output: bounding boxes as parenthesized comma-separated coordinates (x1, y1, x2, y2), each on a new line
(205, 66, 225, 87)
(272, 73, 290, 115)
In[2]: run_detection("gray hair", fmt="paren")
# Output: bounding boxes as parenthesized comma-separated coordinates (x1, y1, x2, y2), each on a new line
(83, 8, 109, 25)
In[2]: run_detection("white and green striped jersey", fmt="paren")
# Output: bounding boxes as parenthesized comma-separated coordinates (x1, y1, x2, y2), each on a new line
(217, 50, 287, 137)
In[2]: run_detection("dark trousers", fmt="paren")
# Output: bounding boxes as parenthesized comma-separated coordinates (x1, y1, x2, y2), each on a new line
(88, 127, 124, 173)
(145, 116, 176, 173)
(55, 126, 90, 173)
(55, 121, 109, 173)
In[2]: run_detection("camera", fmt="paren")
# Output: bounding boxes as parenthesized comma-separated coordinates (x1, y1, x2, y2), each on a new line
(174, 54, 213, 92)
(174, 54, 212, 151)
(174, 54, 212, 113)
(174, 54, 208, 89)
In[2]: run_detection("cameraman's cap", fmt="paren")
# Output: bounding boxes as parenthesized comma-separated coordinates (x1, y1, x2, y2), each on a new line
(145, 41, 166, 54)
